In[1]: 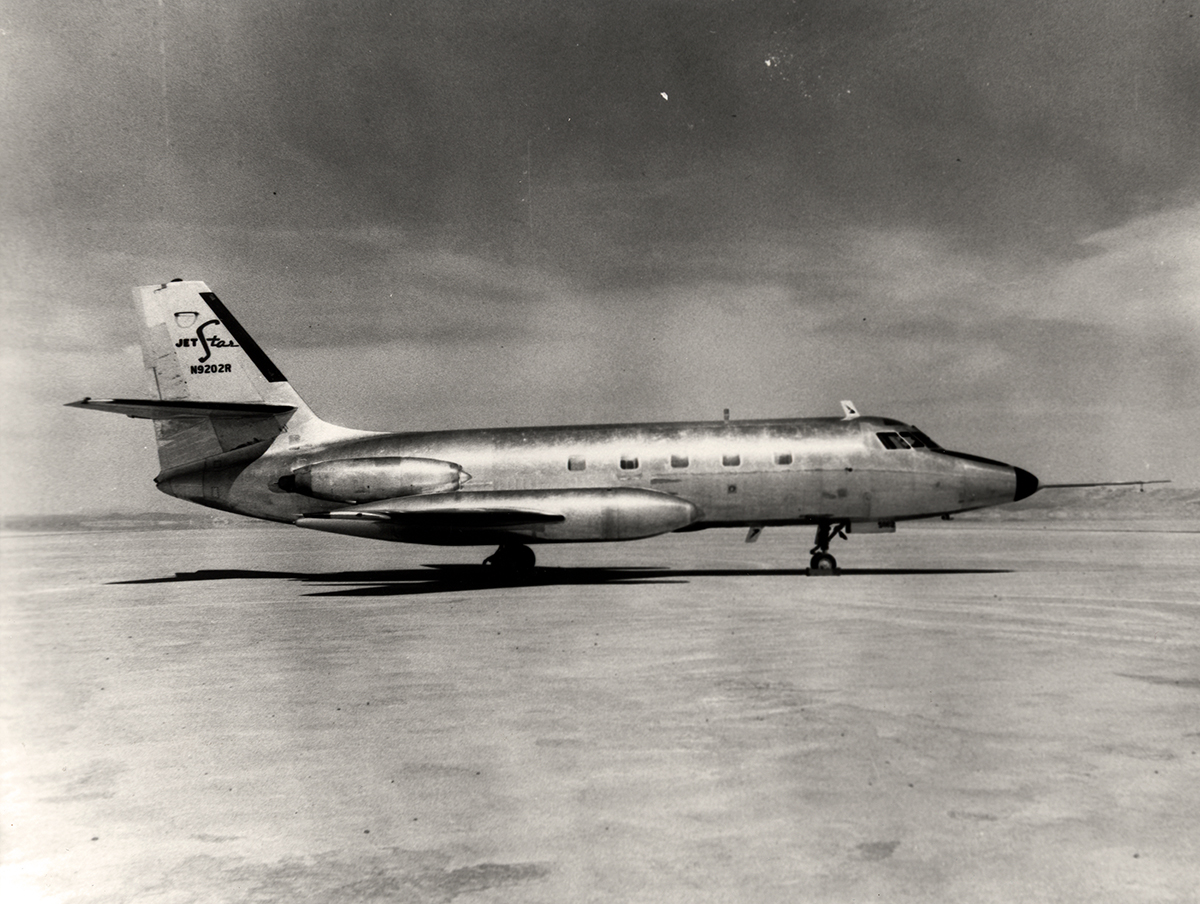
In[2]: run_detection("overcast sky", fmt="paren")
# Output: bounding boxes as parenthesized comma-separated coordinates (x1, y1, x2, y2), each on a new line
(3, 0, 1199, 515)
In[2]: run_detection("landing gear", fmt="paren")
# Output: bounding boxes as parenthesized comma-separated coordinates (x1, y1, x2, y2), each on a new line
(809, 552, 838, 572)
(483, 543, 536, 573)
(808, 522, 848, 575)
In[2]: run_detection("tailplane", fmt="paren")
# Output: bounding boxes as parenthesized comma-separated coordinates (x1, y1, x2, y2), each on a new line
(69, 280, 370, 480)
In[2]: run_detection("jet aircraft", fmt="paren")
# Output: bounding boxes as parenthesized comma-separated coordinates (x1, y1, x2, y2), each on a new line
(68, 280, 1113, 573)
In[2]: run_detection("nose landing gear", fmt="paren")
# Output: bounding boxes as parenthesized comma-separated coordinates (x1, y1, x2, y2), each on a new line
(808, 522, 848, 575)
(483, 543, 536, 573)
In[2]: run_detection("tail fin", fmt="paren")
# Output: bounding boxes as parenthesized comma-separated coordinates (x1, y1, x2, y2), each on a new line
(136, 279, 319, 477)
(70, 280, 370, 480)
(136, 279, 307, 413)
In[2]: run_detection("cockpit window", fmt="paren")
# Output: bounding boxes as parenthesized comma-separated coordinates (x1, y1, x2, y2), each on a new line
(908, 430, 943, 451)
(877, 432, 910, 449)
(878, 430, 943, 451)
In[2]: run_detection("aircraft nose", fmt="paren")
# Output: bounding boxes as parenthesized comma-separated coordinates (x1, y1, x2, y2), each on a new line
(1013, 467, 1039, 501)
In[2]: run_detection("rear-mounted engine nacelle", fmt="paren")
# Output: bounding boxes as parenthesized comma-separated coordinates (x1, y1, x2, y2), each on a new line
(280, 457, 468, 503)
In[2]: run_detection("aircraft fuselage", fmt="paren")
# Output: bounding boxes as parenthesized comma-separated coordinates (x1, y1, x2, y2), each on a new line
(157, 413, 1035, 546)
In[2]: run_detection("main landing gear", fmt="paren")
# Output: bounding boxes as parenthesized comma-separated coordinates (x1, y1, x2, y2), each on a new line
(809, 522, 848, 574)
(483, 543, 536, 573)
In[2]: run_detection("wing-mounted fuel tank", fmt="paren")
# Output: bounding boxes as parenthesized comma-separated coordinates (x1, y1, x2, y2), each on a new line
(280, 457, 468, 503)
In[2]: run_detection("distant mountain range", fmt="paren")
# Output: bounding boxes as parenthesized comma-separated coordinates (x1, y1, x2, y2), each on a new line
(955, 485, 1199, 521)
(3, 486, 1196, 533)
(0, 511, 277, 533)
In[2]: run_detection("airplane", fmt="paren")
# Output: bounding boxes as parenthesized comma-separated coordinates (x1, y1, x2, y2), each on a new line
(67, 280, 1160, 574)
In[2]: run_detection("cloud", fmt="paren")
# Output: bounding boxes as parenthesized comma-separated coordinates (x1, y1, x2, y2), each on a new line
(10, 1, 1199, 255)
(4, 1, 1200, 513)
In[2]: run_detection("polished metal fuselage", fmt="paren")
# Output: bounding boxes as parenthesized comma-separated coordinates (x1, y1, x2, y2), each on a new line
(160, 414, 1026, 545)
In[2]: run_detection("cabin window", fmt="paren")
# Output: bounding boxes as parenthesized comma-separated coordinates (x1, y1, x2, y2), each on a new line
(620, 455, 639, 470)
(722, 453, 741, 467)
(900, 432, 927, 448)
(775, 452, 792, 465)
(670, 454, 689, 468)
(567, 455, 586, 471)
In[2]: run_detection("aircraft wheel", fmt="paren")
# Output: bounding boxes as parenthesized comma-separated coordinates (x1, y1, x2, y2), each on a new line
(483, 544, 536, 572)
(809, 552, 838, 572)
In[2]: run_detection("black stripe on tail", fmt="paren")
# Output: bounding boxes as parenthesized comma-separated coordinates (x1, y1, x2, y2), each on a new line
(200, 291, 288, 384)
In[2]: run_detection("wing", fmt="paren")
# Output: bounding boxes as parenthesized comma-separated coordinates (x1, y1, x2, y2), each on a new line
(295, 488, 700, 544)
(319, 492, 566, 531)
(322, 506, 566, 531)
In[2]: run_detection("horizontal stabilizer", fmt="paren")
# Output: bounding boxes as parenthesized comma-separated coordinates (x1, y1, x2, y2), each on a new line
(65, 397, 296, 420)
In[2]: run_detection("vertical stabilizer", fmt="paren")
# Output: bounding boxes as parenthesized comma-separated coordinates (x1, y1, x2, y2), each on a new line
(132, 280, 370, 478)
(137, 280, 308, 414)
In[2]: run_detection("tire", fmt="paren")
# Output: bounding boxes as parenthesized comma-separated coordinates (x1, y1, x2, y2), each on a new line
(809, 552, 837, 572)
(484, 545, 536, 572)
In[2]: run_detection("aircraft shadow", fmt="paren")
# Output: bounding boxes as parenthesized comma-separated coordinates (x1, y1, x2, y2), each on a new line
(112, 564, 1010, 597)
